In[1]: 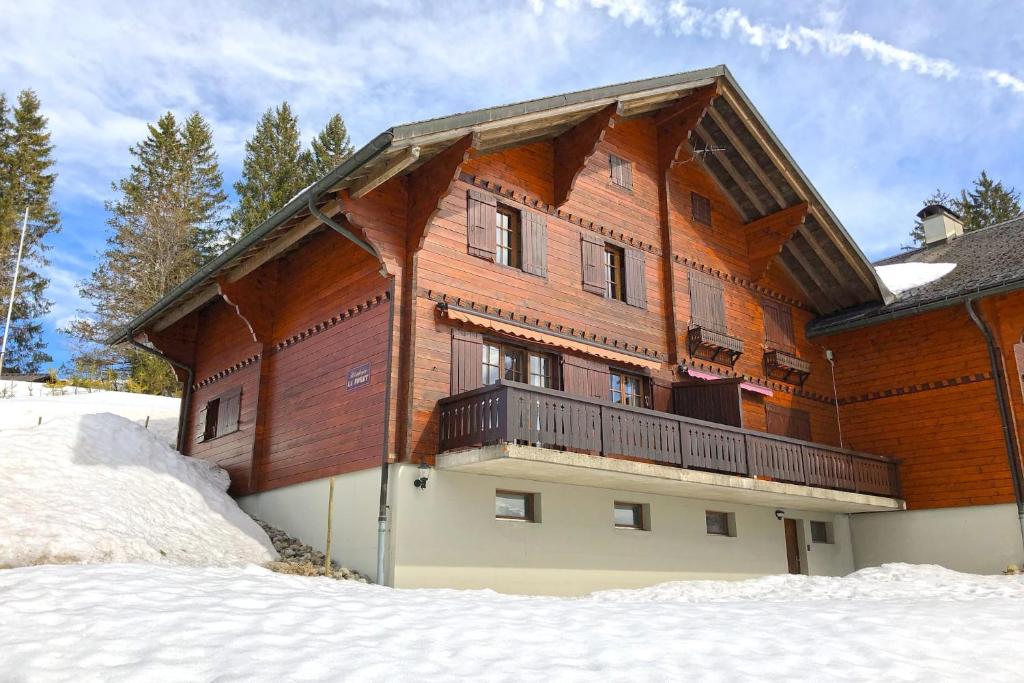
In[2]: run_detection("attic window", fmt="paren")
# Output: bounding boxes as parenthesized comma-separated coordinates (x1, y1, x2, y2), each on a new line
(691, 192, 712, 226)
(609, 154, 633, 190)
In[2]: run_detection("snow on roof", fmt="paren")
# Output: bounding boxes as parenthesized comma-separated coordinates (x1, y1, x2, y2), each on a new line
(875, 262, 956, 295)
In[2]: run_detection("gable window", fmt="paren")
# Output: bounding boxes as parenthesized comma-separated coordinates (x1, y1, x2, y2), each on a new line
(196, 386, 241, 443)
(609, 154, 633, 190)
(610, 369, 645, 407)
(614, 502, 647, 530)
(691, 192, 712, 226)
(810, 520, 834, 544)
(762, 299, 796, 351)
(496, 490, 537, 521)
(604, 245, 625, 301)
(495, 206, 520, 268)
(706, 510, 735, 537)
(483, 341, 556, 388)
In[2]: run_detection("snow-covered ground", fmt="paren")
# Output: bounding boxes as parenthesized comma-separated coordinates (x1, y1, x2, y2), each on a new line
(1, 562, 1021, 681)
(0, 379, 180, 445)
(0, 411, 275, 568)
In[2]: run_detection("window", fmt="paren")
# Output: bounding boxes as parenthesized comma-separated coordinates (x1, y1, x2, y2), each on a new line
(706, 510, 735, 537)
(496, 490, 537, 521)
(196, 386, 241, 443)
(483, 341, 555, 388)
(691, 192, 712, 226)
(495, 207, 520, 268)
(614, 502, 646, 530)
(762, 299, 796, 351)
(610, 370, 644, 407)
(609, 154, 633, 190)
(604, 245, 625, 301)
(810, 521, 833, 544)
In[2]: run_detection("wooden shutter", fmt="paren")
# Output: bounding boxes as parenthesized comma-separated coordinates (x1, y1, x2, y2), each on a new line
(520, 210, 548, 277)
(195, 405, 208, 443)
(609, 155, 633, 190)
(765, 404, 811, 441)
(624, 247, 647, 309)
(581, 233, 605, 295)
(762, 299, 795, 351)
(467, 189, 497, 260)
(451, 328, 483, 395)
(673, 379, 743, 427)
(561, 355, 608, 400)
(691, 192, 712, 226)
(218, 386, 241, 435)
(688, 269, 727, 334)
(1014, 343, 1024, 402)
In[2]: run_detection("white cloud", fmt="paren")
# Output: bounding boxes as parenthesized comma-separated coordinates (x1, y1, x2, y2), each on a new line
(984, 70, 1024, 95)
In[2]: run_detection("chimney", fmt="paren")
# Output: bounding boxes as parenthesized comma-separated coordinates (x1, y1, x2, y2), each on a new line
(917, 204, 964, 245)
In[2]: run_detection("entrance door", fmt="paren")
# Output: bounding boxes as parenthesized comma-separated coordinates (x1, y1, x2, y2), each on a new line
(784, 519, 802, 574)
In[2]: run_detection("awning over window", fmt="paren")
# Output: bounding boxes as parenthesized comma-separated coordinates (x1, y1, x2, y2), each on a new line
(440, 305, 662, 370)
(683, 366, 774, 396)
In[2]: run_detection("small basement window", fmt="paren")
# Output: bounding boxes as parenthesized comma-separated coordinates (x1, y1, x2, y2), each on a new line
(706, 510, 735, 537)
(810, 520, 834, 544)
(614, 502, 647, 530)
(496, 490, 537, 522)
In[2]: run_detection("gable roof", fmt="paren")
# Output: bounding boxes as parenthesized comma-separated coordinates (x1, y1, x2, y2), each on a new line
(809, 214, 1024, 336)
(109, 65, 890, 344)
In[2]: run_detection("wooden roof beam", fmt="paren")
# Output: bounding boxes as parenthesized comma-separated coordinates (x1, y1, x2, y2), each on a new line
(744, 202, 808, 281)
(217, 263, 278, 345)
(692, 125, 768, 216)
(656, 84, 719, 174)
(783, 240, 842, 312)
(553, 102, 618, 208)
(704, 105, 787, 209)
(349, 146, 421, 199)
(407, 133, 477, 251)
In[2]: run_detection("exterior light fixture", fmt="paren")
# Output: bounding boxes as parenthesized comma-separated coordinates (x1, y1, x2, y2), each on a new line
(774, 509, 785, 520)
(414, 460, 430, 489)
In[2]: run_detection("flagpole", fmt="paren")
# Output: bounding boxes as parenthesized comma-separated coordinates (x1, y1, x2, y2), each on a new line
(0, 207, 30, 377)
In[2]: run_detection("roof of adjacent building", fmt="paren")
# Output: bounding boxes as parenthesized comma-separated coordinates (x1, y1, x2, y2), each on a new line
(108, 65, 892, 345)
(809, 214, 1024, 336)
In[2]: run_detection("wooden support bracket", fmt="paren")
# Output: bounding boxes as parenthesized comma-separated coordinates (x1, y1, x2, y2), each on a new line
(407, 133, 476, 252)
(217, 263, 278, 345)
(553, 102, 618, 207)
(744, 202, 808, 281)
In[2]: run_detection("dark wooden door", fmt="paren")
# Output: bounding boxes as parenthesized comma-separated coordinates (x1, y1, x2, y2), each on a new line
(784, 519, 802, 574)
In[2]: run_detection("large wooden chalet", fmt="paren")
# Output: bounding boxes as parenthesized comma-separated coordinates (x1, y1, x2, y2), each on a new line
(112, 66, 1024, 593)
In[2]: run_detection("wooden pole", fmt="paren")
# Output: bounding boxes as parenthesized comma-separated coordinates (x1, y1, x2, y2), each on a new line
(324, 477, 335, 574)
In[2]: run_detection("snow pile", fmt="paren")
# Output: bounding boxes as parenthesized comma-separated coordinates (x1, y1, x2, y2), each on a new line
(590, 562, 1023, 603)
(876, 261, 956, 295)
(0, 379, 180, 445)
(0, 563, 1021, 681)
(0, 413, 276, 568)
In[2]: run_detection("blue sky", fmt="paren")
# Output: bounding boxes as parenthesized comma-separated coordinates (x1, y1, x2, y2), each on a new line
(1, 0, 1021, 370)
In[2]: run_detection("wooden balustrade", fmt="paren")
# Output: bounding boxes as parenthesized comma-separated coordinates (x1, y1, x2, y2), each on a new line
(438, 381, 901, 498)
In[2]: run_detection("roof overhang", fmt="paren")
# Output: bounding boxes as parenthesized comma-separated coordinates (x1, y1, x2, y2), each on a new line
(109, 65, 890, 344)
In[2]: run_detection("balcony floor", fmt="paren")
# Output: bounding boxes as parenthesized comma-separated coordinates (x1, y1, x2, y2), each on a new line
(437, 444, 906, 513)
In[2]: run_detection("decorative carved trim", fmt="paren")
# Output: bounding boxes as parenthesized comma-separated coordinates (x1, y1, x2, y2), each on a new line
(672, 253, 806, 309)
(553, 102, 618, 207)
(193, 354, 262, 390)
(680, 358, 836, 404)
(837, 373, 993, 406)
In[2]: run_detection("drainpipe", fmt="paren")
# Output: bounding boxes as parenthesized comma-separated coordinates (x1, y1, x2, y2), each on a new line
(127, 331, 194, 453)
(307, 195, 388, 278)
(965, 297, 1024, 549)
(376, 278, 397, 585)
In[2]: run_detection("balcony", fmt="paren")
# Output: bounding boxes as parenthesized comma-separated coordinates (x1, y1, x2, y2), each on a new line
(438, 381, 901, 504)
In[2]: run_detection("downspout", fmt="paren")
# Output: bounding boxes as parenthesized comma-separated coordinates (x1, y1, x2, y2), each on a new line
(376, 278, 397, 584)
(307, 195, 388, 278)
(965, 297, 1024, 548)
(127, 331, 194, 453)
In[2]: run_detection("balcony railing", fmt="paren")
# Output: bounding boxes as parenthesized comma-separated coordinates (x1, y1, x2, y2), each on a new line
(438, 381, 900, 498)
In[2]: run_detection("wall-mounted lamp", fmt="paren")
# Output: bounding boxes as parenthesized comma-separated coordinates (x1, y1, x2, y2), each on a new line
(413, 460, 430, 489)
(774, 509, 785, 520)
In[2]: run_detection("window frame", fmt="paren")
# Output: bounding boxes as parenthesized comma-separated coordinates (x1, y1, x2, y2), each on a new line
(691, 191, 712, 226)
(495, 490, 537, 522)
(810, 520, 834, 544)
(494, 205, 521, 269)
(614, 502, 647, 530)
(482, 339, 558, 389)
(609, 368, 648, 408)
(603, 244, 626, 301)
(705, 510, 735, 537)
(197, 386, 241, 443)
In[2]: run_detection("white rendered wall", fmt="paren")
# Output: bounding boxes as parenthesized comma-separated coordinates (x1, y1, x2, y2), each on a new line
(850, 503, 1024, 574)
(388, 464, 855, 595)
(238, 468, 384, 581)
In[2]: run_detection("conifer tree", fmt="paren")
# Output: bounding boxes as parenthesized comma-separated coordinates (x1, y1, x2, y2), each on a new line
(0, 90, 59, 373)
(67, 111, 227, 393)
(957, 171, 1021, 233)
(307, 113, 354, 179)
(231, 102, 310, 235)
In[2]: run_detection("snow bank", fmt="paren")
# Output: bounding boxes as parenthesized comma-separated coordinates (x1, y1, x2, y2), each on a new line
(0, 563, 1021, 681)
(876, 261, 956, 294)
(0, 379, 180, 445)
(0, 413, 276, 568)
(590, 562, 1023, 602)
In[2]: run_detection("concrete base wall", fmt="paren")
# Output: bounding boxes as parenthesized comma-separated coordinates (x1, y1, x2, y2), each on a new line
(850, 503, 1024, 574)
(238, 468, 383, 581)
(388, 464, 855, 595)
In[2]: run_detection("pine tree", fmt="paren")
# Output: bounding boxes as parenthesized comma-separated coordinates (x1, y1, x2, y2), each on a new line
(957, 170, 1022, 233)
(66, 111, 227, 393)
(231, 102, 310, 235)
(0, 90, 59, 373)
(307, 114, 354, 179)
